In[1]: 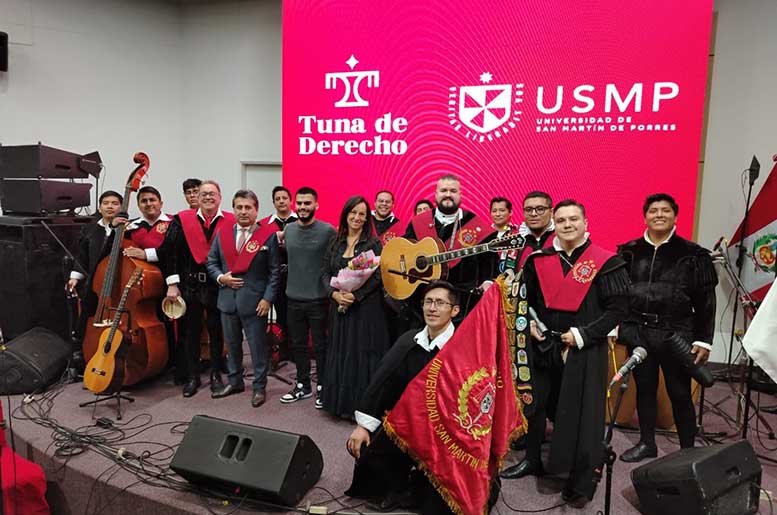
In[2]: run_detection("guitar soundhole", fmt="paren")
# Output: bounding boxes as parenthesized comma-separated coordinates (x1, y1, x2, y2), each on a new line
(415, 255, 428, 270)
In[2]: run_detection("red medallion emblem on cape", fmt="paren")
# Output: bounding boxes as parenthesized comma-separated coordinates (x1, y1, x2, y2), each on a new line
(219, 222, 277, 274)
(128, 217, 170, 250)
(384, 285, 525, 515)
(534, 243, 615, 312)
(410, 209, 491, 268)
(178, 209, 236, 265)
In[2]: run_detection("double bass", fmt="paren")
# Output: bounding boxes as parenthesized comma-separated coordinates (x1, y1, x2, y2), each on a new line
(82, 153, 167, 386)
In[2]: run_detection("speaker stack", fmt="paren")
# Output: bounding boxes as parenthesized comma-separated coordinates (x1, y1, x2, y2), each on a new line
(0, 143, 102, 215)
(171, 415, 324, 507)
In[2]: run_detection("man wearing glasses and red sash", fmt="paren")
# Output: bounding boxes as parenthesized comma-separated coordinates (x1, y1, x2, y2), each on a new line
(160, 180, 235, 398)
(517, 199, 630, 505)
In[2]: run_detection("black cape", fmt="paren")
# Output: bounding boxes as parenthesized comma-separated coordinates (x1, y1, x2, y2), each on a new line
(524, 240, 630, 499)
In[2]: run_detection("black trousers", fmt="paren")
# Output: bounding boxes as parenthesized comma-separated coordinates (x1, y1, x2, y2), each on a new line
(287, 298, 328, 389)
(524, 359, 563, 464)
(628, 324, 697, 448)
(178, 289, 223, 381)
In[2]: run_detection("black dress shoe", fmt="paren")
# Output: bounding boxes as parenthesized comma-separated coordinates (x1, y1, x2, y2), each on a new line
(500, 459, 543, 479)
(212, 383, 245, 399)
(562, 487, 584, 503)
(182, 378, 200, 398)
(619, 442, 658, 463)
(251, 390, 266, 408)
(210, 371, 224, 393)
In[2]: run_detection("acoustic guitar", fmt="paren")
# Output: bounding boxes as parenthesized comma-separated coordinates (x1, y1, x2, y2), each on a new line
(381, 234, 525, 300)
(84, 268, 143, 394)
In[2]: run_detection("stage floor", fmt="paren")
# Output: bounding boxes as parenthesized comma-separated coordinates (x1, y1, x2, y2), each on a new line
(3, 365, 777, 515)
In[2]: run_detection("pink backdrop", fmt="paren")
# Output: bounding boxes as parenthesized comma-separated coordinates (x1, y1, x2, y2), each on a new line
(282, 0, 713, 249)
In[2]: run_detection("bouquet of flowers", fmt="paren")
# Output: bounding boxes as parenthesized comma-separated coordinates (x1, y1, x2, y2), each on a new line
(330, 250, 381, 313)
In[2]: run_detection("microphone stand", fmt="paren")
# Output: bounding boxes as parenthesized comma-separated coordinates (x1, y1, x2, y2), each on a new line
(596, 372, 631, 515)
(725, 161, 758, 371)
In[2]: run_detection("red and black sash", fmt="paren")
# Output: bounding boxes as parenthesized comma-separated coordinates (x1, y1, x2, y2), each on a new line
(179, 209, 236, 265)
(409, 209, 490, 267)
(219, 222, 277, 274)
(375, 217, 401, 246)
(516, 232, 555, 270)
(128, 217, 170, 249)
(534, 243, 614, 312)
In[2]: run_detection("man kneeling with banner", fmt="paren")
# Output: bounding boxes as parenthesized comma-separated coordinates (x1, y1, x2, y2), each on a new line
(345, 280, 524, 515)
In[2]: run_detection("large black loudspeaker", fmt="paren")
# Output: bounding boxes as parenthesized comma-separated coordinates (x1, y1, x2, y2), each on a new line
(0, 32, 7, 72)
(0, 179, 92, 215)
(0, 327, 71, 394)
(171, 415, 324, 507)
(0, 215, 92, 340)
(631, 440, 762, 515)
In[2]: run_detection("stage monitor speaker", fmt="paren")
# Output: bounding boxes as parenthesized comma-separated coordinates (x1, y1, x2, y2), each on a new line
(171, 415, 323, 507)
(0, 179, 92, 214)
(631, 440, 762, 515)
(0, 31, 7, 72)
(0, 327, 71, 395)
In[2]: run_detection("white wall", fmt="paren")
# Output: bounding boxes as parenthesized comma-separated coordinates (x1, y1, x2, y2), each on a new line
(0, 0, 183, 211)
(179, 0, 282, 212)
(701, 0, 777, 362)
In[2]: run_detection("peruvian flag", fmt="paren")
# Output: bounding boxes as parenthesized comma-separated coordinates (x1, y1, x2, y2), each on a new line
(729, 156, 777, 301)
(384, 283, 524, 515)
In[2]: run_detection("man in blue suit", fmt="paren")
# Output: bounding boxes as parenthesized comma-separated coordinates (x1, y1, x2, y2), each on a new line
(207, 189, 281, 407)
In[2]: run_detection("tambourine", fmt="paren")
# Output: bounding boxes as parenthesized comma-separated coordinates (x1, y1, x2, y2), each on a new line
(161, 297, 187, 320)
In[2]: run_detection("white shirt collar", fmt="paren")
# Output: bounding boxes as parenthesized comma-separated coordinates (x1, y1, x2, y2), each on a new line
(268, 211, 297, 224)
(127, 212, 171, 230)
(371, 210, 396, 223)
(518, 220, 555, 238)
(553, 232, 590, 252)
(197, 208, 224, 221)
(434, 208, 462, 226)
(644, 226, 676, 247)
(235, 222, 257, 233)
(414, 322, 455, 352)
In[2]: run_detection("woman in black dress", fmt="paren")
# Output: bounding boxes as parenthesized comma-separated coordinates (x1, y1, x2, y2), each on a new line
(321, 195, 390, 419)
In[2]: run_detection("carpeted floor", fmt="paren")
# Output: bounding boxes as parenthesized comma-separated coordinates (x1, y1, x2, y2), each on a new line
(2, 360, 776, 515)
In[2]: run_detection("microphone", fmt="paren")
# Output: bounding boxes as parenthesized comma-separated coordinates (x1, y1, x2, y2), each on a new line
(609, 347, 647, 388)
(528, 306, 548, 336)
(712, 236, 726, 252)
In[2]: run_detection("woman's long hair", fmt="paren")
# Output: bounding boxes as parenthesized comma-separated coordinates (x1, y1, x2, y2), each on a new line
(335, 195, 374, 244)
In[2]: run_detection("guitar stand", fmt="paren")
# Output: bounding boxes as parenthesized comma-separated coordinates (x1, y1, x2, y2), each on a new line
(80, 390, 135, 421)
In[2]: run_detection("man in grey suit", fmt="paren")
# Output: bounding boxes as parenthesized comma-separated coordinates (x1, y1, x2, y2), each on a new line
(207, 189, 281, 407)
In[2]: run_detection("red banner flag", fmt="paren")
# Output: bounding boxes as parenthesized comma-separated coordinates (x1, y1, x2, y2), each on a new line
(384, 282, 525, 515)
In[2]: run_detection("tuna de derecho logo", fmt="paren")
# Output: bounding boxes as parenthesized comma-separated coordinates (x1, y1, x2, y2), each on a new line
(297, 54, 409, 156)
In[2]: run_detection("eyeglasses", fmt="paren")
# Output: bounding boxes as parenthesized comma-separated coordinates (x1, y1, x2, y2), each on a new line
(423, 298, 453, 309)
(523, 206, 549, 215)
(185, 189, 199, 196)
(199, 191, 219, 198)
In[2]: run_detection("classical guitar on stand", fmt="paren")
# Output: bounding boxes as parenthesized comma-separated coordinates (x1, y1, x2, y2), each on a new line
(381, 233, 525, 300)
(83, 268, 143, 394)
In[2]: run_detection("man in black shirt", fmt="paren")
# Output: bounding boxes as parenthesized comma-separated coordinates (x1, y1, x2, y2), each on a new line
(618, 193, 717, 462)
